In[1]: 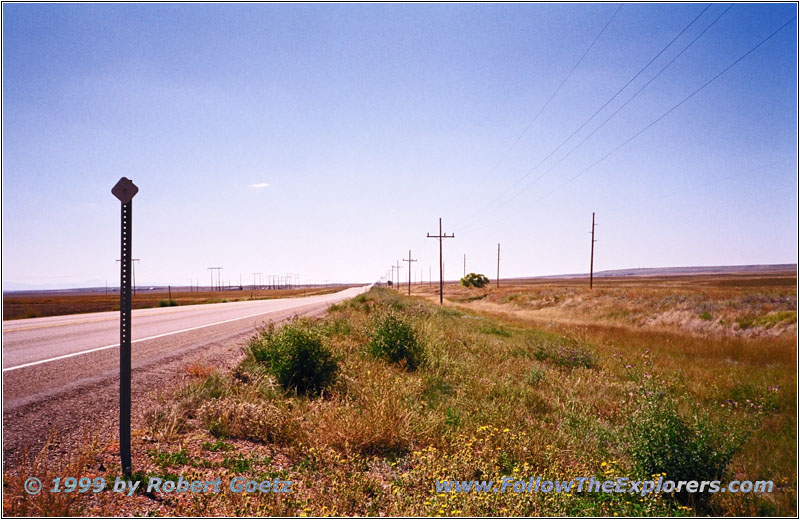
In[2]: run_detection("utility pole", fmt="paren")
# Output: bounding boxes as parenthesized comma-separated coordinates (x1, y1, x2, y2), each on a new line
(496, 243, 501, 289)
(429, 266, 432, 286)
(426, 217, 455, 305)
(395, 260, 403, 292)
(116, 258, 139, 296)
(208, 267, 222, 291)
(403, 250, 417, 296)
(590, 212, 597, 289)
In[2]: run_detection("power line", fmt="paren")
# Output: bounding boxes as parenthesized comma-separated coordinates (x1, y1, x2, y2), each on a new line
(455, 4, 623, 227)
(525, 14, 797, 207)
(518, 4, 734, 196)
(460, 3, 717, 229)
(470, 11, 794, 233)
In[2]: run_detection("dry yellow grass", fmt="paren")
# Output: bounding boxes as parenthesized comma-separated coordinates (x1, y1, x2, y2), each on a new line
(6, 276, 795, 516)
(3, 286, 353, 320)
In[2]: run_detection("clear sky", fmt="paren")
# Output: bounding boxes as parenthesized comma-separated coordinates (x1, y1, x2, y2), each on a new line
(2, 2, 797, 290)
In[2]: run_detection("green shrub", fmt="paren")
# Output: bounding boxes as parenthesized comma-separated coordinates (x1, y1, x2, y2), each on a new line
(627, 384, 749, 509)
(248, 320, 338, 395)
(460, 272, 490, 288)
(158, 299, 178, 307)
(368, 312, 424, 370)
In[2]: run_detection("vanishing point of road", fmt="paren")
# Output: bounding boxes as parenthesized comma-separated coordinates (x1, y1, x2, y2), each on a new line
(2, 285, 370, 465)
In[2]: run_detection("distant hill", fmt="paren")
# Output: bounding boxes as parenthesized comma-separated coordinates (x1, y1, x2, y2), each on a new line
(535, 264, 796, 280)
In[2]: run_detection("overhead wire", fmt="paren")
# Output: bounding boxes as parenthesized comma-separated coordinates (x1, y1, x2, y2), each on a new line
(521, 15, 797, 212)
(457, 3, 712, 229)
(453, 4, 623, 226)
(488, 3, 735, 216)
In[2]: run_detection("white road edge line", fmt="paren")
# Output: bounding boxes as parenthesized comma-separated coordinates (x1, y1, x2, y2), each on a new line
(2, 298, 340, 373)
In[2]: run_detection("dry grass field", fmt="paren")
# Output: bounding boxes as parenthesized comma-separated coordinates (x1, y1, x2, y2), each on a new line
(2, 286, 352, 321)
(4, 274, 796, 516)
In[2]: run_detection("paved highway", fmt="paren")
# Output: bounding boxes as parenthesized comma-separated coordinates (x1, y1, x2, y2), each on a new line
(2, 285, 370, 464)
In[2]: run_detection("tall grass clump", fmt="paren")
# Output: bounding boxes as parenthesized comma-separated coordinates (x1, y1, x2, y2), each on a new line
(248, 319, 338, 396)
(368, 311, 424, 370)
(530, 336, 595, 370)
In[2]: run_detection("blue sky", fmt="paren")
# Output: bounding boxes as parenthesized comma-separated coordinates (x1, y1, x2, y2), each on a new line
(2, 3, 797, 289)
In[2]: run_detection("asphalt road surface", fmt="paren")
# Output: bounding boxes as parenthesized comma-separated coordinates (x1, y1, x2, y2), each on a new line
(2, 285, 370, 465)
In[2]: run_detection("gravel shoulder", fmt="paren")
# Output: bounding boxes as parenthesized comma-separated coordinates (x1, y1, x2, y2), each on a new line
(2, 303, 332, 469)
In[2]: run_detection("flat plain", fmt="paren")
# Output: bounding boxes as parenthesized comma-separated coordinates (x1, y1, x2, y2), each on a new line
(2, 286, 352, 321)
(3, 272, 796, 516)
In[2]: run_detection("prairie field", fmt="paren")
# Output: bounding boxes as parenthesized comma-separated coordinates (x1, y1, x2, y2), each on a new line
(4, 274, 796, 516)
(2, 286, 350, 321)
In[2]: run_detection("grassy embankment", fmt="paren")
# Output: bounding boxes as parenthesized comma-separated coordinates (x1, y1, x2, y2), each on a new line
(3, 286, 350, 321)
(4, 281, 795, 516)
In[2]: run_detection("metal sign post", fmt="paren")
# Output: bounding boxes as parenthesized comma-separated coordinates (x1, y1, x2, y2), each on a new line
(111, 177, 138, 476)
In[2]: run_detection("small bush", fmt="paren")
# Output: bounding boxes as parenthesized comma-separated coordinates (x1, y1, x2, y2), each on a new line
(158, 300, 178, 307)
(248, 320, 338, 395)
(460, 272, 490, 288)
(699, 311, 712, 321)
(627, 384, 749, 509)
(368, 312, 424, 370)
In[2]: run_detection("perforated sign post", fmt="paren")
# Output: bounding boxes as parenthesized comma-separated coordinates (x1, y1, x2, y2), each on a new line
(112, 177, 138, 476)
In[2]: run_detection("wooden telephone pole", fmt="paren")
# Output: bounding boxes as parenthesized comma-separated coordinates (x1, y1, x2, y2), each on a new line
(426, 217, 455, 305)
(395, 260, 403, 291)
(497, 243, 500, 289)
(403, 250, 417, 296)
(590, 212, 597, 289)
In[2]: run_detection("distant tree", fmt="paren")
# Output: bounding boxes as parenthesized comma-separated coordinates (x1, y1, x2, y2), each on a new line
(460, 272, 490, 288)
